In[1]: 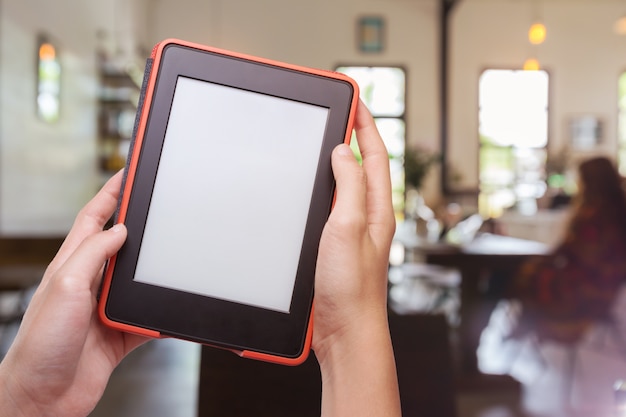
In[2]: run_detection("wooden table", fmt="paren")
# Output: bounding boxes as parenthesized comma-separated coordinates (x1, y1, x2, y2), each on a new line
(396, 226, 550, 375)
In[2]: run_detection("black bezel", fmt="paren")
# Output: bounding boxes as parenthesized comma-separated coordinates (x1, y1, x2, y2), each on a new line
(103, 42, 355, 358)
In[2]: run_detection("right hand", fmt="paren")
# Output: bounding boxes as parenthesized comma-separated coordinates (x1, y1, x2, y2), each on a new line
(311, 101, 400, 417)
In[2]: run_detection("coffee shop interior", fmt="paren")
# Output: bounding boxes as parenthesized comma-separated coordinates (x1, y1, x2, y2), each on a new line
(3, 0, 626, 416)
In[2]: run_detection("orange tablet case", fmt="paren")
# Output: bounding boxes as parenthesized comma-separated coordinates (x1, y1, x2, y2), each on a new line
(98, 39, 358, 366)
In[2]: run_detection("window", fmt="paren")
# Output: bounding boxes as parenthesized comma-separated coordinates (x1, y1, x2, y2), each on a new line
(478, 69, 549, 217)
(335, 66, 406, 218)
(37, 35, 61, 123)
(618, 72, 626, 175)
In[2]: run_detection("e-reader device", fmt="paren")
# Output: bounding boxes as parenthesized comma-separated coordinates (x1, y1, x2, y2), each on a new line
(98, 39, 359, 365)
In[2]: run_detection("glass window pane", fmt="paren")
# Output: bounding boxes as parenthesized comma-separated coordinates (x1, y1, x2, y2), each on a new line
(336, 66, 405, 117)
(479, 70, 548, 148)
(375, 118, 406, 216)
(478, 69, 549, 217)
(37, 39, 61, 123)
(479, 145, 514, 188)
(337, 66, 407, 219)
(619, 72, 626, 110)
(375, 118, 405, 158)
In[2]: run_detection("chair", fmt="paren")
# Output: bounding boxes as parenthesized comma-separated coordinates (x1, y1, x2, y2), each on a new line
(478, 287, 626, 417)
(519, 322, 626, 417)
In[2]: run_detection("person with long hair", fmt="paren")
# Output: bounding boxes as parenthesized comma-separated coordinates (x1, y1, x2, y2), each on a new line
(508, 156, 626, 343)
(478, 156, 626, 414)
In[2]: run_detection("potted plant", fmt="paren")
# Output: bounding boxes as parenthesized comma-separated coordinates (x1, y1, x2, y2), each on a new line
(404, 145, 440, 192)
(403, 146, 440, 234)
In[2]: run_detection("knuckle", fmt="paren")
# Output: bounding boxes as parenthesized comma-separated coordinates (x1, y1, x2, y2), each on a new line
(329, 210, 368, 235)
(49, 271, 85, 294)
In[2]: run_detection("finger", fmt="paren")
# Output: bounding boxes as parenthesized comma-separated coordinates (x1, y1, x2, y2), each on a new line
(353, 101, 395, 240)
(17, 224, 127, 346)
(51, 224, 127, 297)
(328, 144, 368, 232)
(45, 170, 124, 280)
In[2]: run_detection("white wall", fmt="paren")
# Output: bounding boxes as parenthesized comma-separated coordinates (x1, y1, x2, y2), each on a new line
(0, 0, 443, 236)
(146, 0, 441, 202)
(449, 0, 626, 191)
(148, 0, 626, 202)
(0, 0, 148, 236)
(5, 0, 624, 234)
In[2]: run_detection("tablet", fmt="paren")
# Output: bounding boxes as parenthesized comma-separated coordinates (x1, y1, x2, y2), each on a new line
(98, 39, 359, 365)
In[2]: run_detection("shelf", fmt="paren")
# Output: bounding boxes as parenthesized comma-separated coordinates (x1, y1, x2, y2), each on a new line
(97, 62, 140, 179)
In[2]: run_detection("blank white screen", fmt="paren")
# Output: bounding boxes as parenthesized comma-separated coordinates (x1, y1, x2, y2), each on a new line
(133, 76, 329, 313)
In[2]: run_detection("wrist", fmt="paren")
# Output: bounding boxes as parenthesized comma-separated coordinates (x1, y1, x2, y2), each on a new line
(0, 362, 38, 417)
(314, 309, 390, 368)
(314, 312, 401, 416)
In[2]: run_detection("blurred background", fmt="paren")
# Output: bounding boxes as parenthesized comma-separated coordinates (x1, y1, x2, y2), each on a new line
(3, 1, 626, 416)
(5, 0, 626, 237)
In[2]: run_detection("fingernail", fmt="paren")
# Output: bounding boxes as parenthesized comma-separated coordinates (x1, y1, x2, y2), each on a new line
(110, 223, 125, 233)
(337, 144, 353, 157)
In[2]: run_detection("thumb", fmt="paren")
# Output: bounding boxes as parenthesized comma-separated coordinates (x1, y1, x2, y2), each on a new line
(330, 144, 367, 219)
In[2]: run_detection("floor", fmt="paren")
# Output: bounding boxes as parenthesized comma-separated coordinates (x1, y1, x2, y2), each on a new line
(89, 338, 200, 417)
(0, 287, 525, 417)
(456, 379, 524, 417)
(88, 336, 524, 417)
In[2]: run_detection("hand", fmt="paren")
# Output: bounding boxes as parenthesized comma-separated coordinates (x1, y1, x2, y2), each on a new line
(0, 171, 149, 417)
(312, 100, 400, 416)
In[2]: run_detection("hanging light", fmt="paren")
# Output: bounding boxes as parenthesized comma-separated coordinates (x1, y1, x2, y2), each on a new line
(524, 58, 540, 71)
(524, 2, 544, 71)
(614, 15, 626, 35)
(528, 22, 547, 45)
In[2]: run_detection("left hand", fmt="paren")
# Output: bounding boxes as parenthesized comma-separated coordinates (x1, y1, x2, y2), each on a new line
(0, 171, 149, 417)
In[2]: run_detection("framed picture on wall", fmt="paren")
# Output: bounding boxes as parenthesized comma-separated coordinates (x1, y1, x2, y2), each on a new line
(568, 115, 602, 150)
(357, 16, 384, 53)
